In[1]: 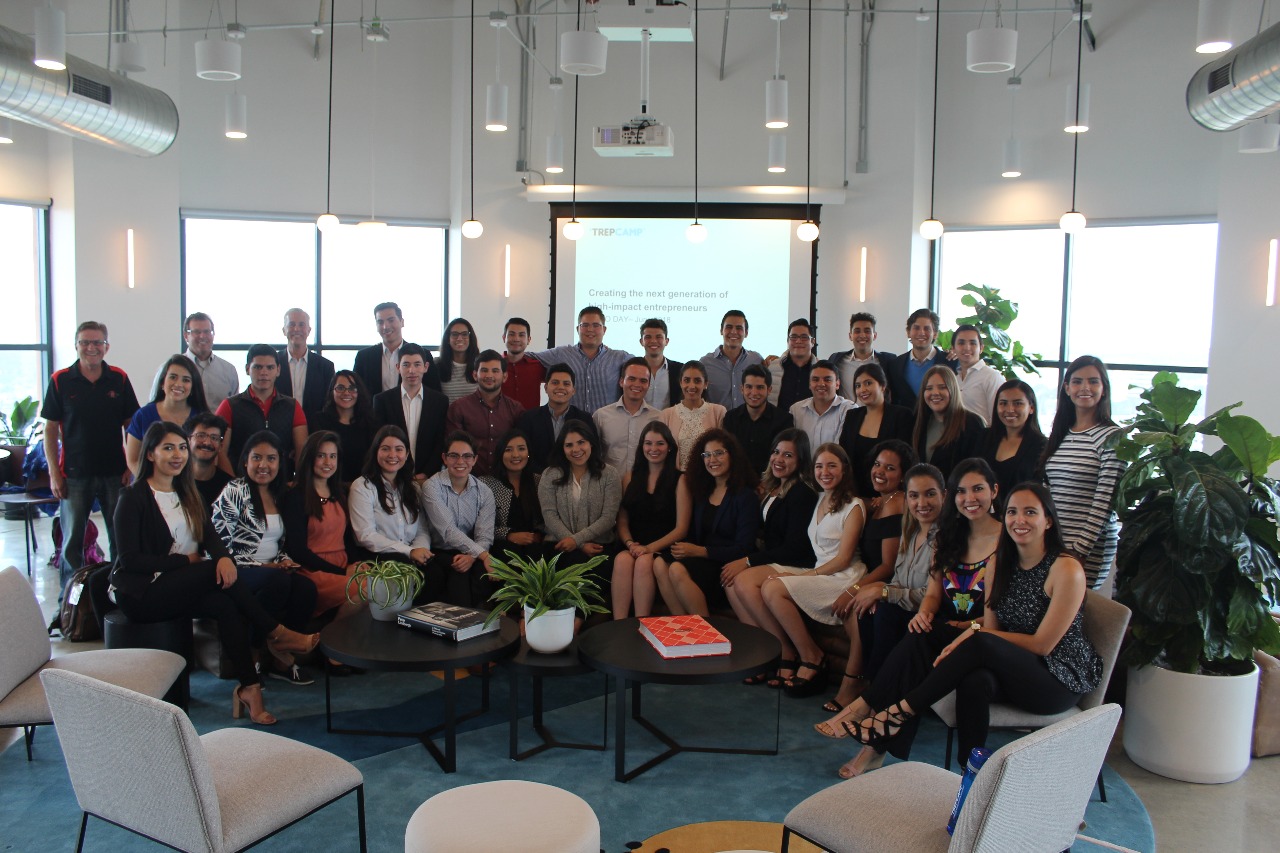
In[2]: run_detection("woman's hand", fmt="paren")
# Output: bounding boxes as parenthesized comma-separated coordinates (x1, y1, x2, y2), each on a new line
(908, 610, 935, 633)
(581, 542, 605, 557)
(934, 627, 975, 665)
(628, 541, 652, 558)
(851, 582, 884, 617)
(215, 557, 238, 588)
(507, 532, 539, 546)
(555, 536, 578, 553)
(720, 557, 749, 587)
(670, 541, 706, 560)
(832, 586, 857, 619)
(409, 547, 433, 565)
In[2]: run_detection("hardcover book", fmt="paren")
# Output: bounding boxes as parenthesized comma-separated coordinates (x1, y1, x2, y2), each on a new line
(397, 602, 500, 641)
(638, 615, 732, 659)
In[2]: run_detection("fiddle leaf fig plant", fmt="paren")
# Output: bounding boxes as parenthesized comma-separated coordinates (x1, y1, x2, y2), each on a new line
(936, 283, 1041, 381)
(1112, 372, 1280, 675)
(0, 397, 41, 446)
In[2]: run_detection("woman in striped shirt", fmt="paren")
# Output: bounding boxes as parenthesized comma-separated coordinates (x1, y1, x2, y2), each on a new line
(1038, 356, 1125, 589)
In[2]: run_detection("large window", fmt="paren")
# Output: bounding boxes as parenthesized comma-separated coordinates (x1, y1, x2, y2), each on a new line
(938, 221, 1217, 428)
(181, 214, 448, 373)
(0, 202, 51, 412)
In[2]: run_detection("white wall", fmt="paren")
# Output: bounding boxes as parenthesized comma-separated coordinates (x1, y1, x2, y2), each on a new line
(1, 1, 1276, 436)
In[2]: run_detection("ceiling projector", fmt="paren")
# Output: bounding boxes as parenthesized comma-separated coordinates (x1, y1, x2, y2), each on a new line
(593, 120, 675, 157)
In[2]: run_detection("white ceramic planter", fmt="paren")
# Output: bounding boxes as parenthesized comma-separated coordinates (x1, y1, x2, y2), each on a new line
(367, 584, 411, 622)
(524, 605, 575, 653)
(1123, 661, 1259, 783)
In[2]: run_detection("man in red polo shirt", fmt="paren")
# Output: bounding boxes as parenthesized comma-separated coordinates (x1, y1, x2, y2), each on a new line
(215, 344, 308, 476)
(500, 317, 545, 411)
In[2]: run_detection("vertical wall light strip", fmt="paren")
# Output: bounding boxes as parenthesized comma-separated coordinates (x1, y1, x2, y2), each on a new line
(504, 244, 512, 297)
(126, 229, 136, 289)
(859, 246, 868, 302)
(1267, 239, 1278, 307)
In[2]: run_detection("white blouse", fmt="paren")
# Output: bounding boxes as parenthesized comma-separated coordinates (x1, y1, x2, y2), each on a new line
(348, 476, 433, 556)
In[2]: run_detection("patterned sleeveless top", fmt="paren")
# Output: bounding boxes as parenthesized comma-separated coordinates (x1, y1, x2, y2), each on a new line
(940, 550, 991, 621)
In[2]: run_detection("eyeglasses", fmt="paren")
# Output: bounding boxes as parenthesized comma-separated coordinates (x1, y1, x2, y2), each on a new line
(788, 334, 813, 342)
(184, 328, 214, 336)
(701, 449, 728, 460)
(448, 330, 472, 339)
(76, 339, 107, 348)
(577, 322, 604, 330)
(190, 432, 224, 444)
(333, 384, 358, 394)
(445, 452, 476, 461)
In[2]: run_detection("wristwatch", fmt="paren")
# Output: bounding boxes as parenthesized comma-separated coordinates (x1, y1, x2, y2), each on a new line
(970, 620, 982, 632)
(881, 585, 890, 600)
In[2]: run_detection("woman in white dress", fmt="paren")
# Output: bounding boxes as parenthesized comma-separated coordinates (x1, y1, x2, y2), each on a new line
(760, 443, 867, 698)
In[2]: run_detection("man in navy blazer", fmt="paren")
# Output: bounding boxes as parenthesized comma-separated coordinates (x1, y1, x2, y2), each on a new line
(516, 363, 595, 473)
(353, 301, 442, 396)
(827, 311, 899, 404)
(275, 308, 336, 426)
(371, 343, 450, 479)
(883, 308, 958, 412)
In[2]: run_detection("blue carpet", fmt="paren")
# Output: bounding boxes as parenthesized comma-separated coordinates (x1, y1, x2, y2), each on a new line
(1, 667, 1154, 852)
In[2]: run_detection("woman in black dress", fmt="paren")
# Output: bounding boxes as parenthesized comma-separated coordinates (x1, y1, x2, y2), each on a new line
(981, 379, 1047, 500)
(311, 370, 376, 484)
(479, 430, 547, 563)
(838, 363, 915, 496)
(613, 421, 689, 618)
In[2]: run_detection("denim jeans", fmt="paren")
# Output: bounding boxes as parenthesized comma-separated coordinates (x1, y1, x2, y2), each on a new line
(59, 475, 124, 588)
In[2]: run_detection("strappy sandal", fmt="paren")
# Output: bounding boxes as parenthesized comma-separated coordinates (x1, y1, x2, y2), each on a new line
(838, 747, 886, 779)
(822, 672, 868, 712)
(846, 701, 914, 749)
(765, 659, 799, 689)
(814, 702, 869, 739)
(783, 658, 828, 698)
(742, 671, 771, 686)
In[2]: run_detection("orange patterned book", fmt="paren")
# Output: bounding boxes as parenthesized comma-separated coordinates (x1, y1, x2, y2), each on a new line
(638, 615, 732, 659)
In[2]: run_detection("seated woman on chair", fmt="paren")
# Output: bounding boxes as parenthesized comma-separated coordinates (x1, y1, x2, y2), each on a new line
(537, 421, 623, 590)
(479, 429, 547, 563)
(111, 422, 318, 726)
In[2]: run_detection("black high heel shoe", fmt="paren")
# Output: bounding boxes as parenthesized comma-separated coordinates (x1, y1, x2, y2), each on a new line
(846, 702, 913, 749)
(822, 672, 868, 713)
(783, 658, 828, 699)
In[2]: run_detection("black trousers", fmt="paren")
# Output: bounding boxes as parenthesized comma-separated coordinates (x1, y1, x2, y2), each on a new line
(236, 565, 317, 631)
(860, 621, 964, 759)
(115, 562, 279, 688)
(856, 603, 915, 680)
(419, 551, 496, 609)
(902, 632, 1084, 762)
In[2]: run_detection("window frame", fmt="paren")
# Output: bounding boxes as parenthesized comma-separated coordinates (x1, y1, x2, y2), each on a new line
(0, 199, 54, 396)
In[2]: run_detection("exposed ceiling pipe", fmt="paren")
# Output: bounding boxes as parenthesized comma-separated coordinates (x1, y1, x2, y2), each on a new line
(0, 24, 177, 157)
(1188, 19, 1280, 131)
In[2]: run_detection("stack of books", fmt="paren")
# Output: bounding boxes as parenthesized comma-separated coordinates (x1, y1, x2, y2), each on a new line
(638, 615, 732, 659)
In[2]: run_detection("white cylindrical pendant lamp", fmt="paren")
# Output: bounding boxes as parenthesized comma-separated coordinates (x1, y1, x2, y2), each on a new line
(485, 83, 508, 131)
(34, 4, 66, 70)
(765, 77, 788, 128)
(560, 30, 607, 76)
(1059, 210, 1087, 233)
(115, 41, 148, 73)
(1065, 82, 1091, 133)
(966, 27, 1017, 73)
(0, 117, 14, 144)
(546, 134, 564, 173)
(768, 134, 787, 172)
(1001, 137, 1022, 177)
(1196, 0, 1233, 54)
(1239, 120, 1280, 153)
(224, 93, 247, 139)
(196, 39, 242, 81)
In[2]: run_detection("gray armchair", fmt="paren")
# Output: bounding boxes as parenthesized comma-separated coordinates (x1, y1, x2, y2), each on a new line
(781, 703, 1122, 853)
(0, 565, 185, 760)
(41, 668, 367, 853)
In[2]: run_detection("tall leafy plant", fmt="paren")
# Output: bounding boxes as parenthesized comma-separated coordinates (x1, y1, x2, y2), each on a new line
(0, 397, 41, 446)
(936, 283, 1041, 381)
(1112, 372, 1280, 675)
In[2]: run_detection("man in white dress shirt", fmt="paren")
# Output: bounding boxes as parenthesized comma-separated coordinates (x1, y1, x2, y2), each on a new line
(154, 312, 239, 409)
(953, 324, 1005, 425)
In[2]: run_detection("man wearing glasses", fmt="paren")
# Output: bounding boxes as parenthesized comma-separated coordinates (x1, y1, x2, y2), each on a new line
(153, 312, 239, 409)
(187, 413, 232, 507)
(421, 432, 497, 607)
(532, 306, 634, 414)
(767, 318, 818, 411)
(41, 321, 141, 588)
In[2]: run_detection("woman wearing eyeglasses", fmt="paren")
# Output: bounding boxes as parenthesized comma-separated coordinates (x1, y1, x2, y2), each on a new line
(313, 370, 375, 485)
(421, 431, 497, 608)
(439, 318, 481, 403)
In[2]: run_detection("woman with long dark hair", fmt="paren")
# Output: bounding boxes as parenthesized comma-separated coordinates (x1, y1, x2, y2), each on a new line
(843, 483, 1101, 769)
(348, 425, 434, 565)
(111, 422, 318, 725)
(981, 379, 1047, 499)
(280, 431, 358, 617)
(837, 363, 915, 496)
(537, 420, 622, 572)
(479, 429, 547, 562)
(657, 361, 727, 470)
(1038, 355, 1125, 589)
(613, 420, 690, 618)
(126, 354, 209, 476)
(911, 365, 984, 480)
(312, 370, 376, 484)
(655, 429, 760, 616)
(439, 318, 481, 403)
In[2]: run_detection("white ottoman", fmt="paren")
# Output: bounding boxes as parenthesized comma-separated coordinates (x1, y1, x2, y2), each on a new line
(405, 780, 600, 853)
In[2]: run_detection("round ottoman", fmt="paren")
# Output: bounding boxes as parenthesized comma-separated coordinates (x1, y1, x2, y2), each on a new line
(405, 780, 599, 853)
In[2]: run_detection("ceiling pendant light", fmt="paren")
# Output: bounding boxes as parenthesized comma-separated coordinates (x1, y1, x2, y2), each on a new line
(224, 92, 247, 139)
(547, 77, 566, 172)
(195, 2, 242, 81)
(114, 5, 148, 75)
(1001, 78, 1021, 178)
(918, 0, 943, 240)
(796, 0, 819, 242)
(1064, 82, 1090, 132)
(486, 11, 509, 131)
(966, 0, 1017, 73)
(1196, 0, 1234, 54)
(686, 0, 707, 244)
(768, 134, 787, 173)
(359, 30, 386, 229)
(765, 3, 789, 128)
(1060, 10, 1087, 234)
(33, 2, 66, 71)
(561, 0, 607, 76)
(0, 118, 15, 144)
(316, 0, 339, 232)
(1239, 117, 1280, 153)
(563, 67, 584, 239)
(463, 0, 483, 238)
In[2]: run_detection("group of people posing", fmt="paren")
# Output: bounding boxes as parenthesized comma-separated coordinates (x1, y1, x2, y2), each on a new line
(41, 302, 1124, 753)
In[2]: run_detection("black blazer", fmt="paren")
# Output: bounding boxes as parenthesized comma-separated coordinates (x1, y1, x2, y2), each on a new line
(110, 482, 231, 597)
(838, 402, 916, 493)
(275, 349, 336, 426)
(516, 404, 593, 473)
(279, 486, 354, 575)
(747, 480, 819, 568)
(885, 349, 959, 412)
(915, 411, 987, 482)
(371, 386, 450, 476)
(353, 342, 442, 396)
(982, 429, 1048, 499)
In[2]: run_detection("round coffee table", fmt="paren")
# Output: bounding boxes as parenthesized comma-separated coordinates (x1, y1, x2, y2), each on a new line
(577, 617, 781, 782)
(504, 637, 608, 761)
(319, 611, 520, 772)
(0, 492, 58, 577)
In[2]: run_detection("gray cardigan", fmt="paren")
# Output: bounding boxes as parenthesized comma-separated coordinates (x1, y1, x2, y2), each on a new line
(537, 464, 622, 545)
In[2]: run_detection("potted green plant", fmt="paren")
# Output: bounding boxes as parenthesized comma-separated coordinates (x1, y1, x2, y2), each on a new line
(0, 397, 42, 486)
(345, 558, 426, 621)
(936, 283, 1041, 380)
(1112, 372, 1280, 783)
(483, 550, 609, 653)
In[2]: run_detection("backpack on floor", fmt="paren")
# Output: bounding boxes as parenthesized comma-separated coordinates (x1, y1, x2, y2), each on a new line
(49, 561, 109, 642)
(49, 515, 106, 569)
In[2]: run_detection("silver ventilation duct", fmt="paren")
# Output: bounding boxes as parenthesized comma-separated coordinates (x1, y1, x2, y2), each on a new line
(0, 24, 177, 157)
(1188, 19, 1280, 132)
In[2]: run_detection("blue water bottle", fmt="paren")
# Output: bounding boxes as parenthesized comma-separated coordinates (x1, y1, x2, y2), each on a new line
(946, 746, 992, 835)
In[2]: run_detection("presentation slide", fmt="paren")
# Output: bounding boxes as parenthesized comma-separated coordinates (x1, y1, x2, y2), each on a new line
(553, 216, 812, 363)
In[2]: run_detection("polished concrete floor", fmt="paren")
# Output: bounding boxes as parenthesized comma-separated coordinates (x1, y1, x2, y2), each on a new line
(2, 508, 1277, 851)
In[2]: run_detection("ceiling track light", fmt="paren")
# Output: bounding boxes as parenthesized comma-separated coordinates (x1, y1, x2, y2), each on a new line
(687, 0, 706, 244)
(919, 0, 942, 241)
(486, 12, 509, 132)
(34, 2, 66, 71)
(1061, 9, 1087, 234)
(1196, 0, 1234, 54)
(464, 0, 483, 238)
(316, 0, 339, 233)
(765, 3, 789, 129)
